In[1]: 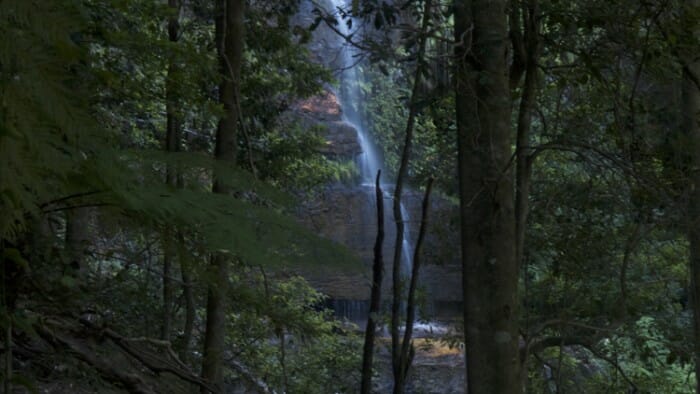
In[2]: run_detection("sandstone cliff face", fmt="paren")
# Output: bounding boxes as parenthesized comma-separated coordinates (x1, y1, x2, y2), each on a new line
(283, 91, 362, 159)
(298, 178, 462, 307)
(289, 90, 462, 315)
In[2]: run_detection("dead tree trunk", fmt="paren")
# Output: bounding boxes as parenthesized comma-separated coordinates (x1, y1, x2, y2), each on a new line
(361, 170, 385, 394)
(397, 178, 434, 388)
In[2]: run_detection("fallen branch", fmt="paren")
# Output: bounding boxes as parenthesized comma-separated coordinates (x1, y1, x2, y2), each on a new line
(77, 317, 218, 393)
(34, 322, 157, 394)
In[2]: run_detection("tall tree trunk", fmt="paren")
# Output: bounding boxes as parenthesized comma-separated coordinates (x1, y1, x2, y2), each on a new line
(687, 67, 700, 394)
(161, 0, 181, 342)
(688, 75, 700, 394)
(514, 0, 539, 271)
(201, 0, 244, 392)
(180, 238, 196, 363)
(678, 2, 700, 392)
(454, 1, 521, 393)
(2, 240, 10, 394)
(512, 7, 539, 384)
(398, 177, 434, 387)
(360, 170, 384, 394)
(3, 318, 10, 394)
(161, 244, 173, 341)
(390, 2, 432, 392)
(65, 208, 90, 280)
(683, 2, 700, 391)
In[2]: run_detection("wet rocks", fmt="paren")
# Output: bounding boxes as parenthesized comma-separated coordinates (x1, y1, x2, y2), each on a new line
(318, 120, 362, 157)
(298, 183, 462, 310)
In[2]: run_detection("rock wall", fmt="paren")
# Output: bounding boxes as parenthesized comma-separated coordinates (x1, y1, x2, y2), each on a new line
(288, 1, 462, 319)
(286, 88, 461, 318)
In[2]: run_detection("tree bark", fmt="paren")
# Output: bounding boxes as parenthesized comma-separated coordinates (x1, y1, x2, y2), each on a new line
(360, 170, 384, 394)
(678, 2, 700, 392)
(161, 0, 181, 342)
(179, 237, 195, 363)
(161, 240, 174, 341)
(682, 2, 700, 391)
(398, 177, 434, 386)
(201, 0, 245, 392)
(514, 0, 540, 271)
(4, 317, 11, 394)
(65, 207, 90, 280)
(512, 7, 540, 385)
(454, 0, 521, 393)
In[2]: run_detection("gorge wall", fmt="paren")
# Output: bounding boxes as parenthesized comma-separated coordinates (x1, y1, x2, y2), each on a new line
(288, 0, 462, 321)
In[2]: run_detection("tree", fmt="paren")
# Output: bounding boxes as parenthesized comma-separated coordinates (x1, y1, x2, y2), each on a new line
(161, 0, 182, 343)
(454, 0, 521, 392)
(0, 0, 359, 391)
(361, 171, 384, 394)
(389, 2, 433, 393)
(681, 1, 700, 391)
(512, 0, 541, 273)
(201, 0, 245, 391)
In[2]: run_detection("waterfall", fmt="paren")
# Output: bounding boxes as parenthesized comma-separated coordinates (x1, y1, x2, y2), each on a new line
(329, 0, 416, 282)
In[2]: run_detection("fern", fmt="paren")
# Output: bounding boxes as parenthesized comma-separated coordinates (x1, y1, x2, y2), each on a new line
(0, 0, 102, 239)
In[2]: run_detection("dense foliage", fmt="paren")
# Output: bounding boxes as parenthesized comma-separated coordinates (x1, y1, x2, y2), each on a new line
(0, 0, 360, 392)
(1, 0, 700, 393)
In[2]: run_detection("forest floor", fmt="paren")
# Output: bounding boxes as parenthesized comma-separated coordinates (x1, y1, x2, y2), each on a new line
(373, 327, 466, 393)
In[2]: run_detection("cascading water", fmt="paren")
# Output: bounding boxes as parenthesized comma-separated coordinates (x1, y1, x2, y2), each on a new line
(328, 2, 381, 185)
(328, 0, 415, 281)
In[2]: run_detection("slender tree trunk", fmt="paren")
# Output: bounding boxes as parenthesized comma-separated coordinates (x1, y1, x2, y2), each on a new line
(165, 0, 181, 189)
(201, 255, 228, 393)
(161, 238, 174, 341)
(514, 0, 540, 271)
(682, 2, 700, 391)
(277, 327, 289, 394)
(454, 1, 521, 393)
(361, 170, 384, 394)
(678, 2, 700, 392)
(390, 2, 432, 392)
(3, 304, 10, 394)
(201, 0, 244, 392)
(65, 208, 90, 280)
(161, 0, 181, 342)
(398, 177, 434, 385)
(0, 236, 14, 394)
(180, 238, 195, 362)
(512, 5, 540, 384)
